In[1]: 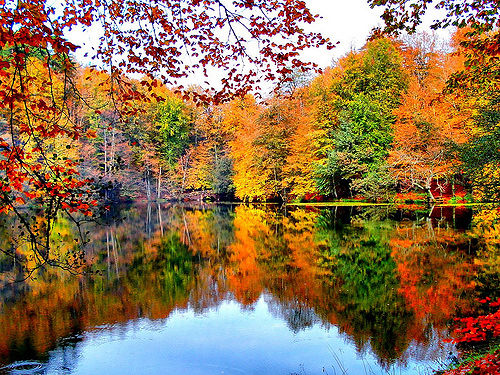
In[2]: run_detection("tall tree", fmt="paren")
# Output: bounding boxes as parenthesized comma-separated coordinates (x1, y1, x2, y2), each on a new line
(283, 92, 318, 201)
(389, 33, 467, 200)
(314, 38, 407, 199)
(228, 96, 265, 201)
(448, 30, 500, 201)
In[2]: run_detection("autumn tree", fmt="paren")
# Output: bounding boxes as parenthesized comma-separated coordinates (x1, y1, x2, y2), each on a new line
(447, 31, 500, 201)
(252, 100, 296, 201)
(230, 94, 313, 202)
(389, 32, 467, 200)
(282, 92, 319, 201)
(181, 103, 235, 198)
(0, 49, 96, 274)
(455, 94, 500, 201)
(228, 95, 266, 201)
(71, 67, 142, 200)
(314, 38, 407, 199)
(368, 0, 500, 41)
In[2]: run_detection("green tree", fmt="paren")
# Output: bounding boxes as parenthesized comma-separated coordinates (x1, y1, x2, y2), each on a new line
(455, 95, 500, 201)
(154, 98, 192, 167)
(315, 38, 406, 199)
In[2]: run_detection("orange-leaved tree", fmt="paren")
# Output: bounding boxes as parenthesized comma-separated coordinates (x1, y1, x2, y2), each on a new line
(389, 32, 468, 200)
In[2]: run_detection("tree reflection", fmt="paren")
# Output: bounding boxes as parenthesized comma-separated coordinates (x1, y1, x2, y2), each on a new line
(316, 217, 412, 365)
(0, 203, 495, 369)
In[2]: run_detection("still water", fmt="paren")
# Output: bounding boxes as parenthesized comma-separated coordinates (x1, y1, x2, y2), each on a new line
(0, 204, 497, 375)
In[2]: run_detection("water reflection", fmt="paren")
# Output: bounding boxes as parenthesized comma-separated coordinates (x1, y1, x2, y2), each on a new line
(0, 203, 497, 374)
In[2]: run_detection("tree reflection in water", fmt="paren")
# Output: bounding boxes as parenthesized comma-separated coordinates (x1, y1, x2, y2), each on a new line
(0, 203, 496, 372)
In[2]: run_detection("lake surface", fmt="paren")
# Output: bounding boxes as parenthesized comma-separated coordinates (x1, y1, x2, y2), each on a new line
(0, 204, 497, 375)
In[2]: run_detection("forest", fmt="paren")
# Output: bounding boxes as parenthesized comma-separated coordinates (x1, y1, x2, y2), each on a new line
(2, 30, 499, 206)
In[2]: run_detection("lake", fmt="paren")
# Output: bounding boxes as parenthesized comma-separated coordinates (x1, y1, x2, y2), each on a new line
(0, 203, 497, 375)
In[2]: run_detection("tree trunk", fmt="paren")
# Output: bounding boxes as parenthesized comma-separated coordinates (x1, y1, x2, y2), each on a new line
(110, 127, 116, 176)
(111, 232, 119, 277)
(103, 127, 107, 177)
(157, 203, 164, 236)
(157, 166, 162, 201)
(103, 128, 108, 200)
(147, 201, 152, 238)
(106, 230, 110, 279)
(146, 169, 151, 201)
(426, 177, 437, 203)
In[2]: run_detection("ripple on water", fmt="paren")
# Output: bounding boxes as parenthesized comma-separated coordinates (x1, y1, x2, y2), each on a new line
(0, 361, 45, 375)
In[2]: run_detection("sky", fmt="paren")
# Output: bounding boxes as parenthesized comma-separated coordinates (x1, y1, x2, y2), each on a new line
(67, 0, 452, 92)
(303, 0, 451, 66)
(301, 0, 386, 66)
(69, 0, 388, 69)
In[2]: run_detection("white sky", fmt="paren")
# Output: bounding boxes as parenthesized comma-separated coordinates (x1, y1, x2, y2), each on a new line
(70, 0, 387, 68)
(67, 0, 452, 92)
(303, 0, 451, 66)
(303, 0, 385, 65)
